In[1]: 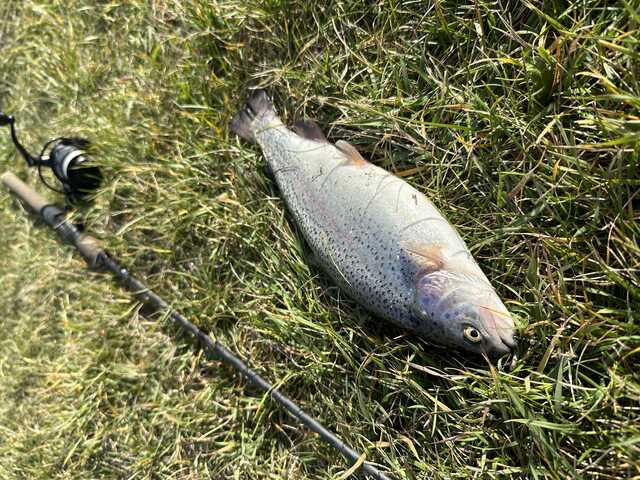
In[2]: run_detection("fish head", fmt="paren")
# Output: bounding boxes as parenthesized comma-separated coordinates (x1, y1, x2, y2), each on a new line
(412, 269, 516, 356)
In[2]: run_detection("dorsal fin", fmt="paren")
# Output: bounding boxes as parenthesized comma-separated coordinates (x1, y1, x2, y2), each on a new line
(292, 119, 327, 143)
(335, 140, 368, 166)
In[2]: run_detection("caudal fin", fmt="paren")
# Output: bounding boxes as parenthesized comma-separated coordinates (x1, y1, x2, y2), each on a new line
(230, 89, 276, 142)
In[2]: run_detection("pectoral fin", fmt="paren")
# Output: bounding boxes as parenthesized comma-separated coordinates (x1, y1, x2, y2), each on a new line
(401, 241, 445, 274)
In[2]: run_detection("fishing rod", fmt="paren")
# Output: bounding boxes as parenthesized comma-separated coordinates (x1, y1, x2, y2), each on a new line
(0, 170, 392, 480)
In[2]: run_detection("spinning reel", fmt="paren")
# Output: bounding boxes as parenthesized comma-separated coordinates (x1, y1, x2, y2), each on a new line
(0, 113, 102, 203)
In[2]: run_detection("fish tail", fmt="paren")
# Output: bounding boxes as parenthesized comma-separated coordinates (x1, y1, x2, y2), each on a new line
(230, 89, 276, 142)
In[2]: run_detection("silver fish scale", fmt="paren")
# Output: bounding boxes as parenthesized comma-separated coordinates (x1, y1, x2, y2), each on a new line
(253, 119, 485, 334)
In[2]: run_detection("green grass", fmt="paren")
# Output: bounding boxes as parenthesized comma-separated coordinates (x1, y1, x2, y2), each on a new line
(0, 0, 638, 478)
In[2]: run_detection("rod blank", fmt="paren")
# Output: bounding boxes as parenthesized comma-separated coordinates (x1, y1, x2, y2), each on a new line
(1, 171, 393, 480)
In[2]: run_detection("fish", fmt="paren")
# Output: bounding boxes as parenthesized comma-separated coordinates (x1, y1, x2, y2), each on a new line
(230, 90, 516, 356)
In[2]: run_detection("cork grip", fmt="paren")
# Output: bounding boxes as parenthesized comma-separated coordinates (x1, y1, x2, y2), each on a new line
(1, 172, 49, 212)
(1, 171, 104, 268)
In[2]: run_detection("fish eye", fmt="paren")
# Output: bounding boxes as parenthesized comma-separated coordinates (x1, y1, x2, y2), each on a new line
(463, 326, 482, 343)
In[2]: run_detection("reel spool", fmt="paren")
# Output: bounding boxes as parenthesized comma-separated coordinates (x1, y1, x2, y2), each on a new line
(0, 113, 102, 203)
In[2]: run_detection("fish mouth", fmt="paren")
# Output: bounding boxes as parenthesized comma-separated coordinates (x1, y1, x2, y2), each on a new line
(487, 335, 515, 356)
(477, 304, 516, 356)
(500, 329, 516, 349)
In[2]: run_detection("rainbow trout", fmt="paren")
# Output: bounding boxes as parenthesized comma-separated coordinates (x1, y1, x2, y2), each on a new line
(231, 91, 515, 355)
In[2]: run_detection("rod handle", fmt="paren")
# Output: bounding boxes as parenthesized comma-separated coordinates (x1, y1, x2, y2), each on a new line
(2, 171, 103, 267)
(1, 171, 49, 212)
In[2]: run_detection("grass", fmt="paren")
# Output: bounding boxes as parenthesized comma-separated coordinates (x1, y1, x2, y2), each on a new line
(0, 0, 638, 478)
